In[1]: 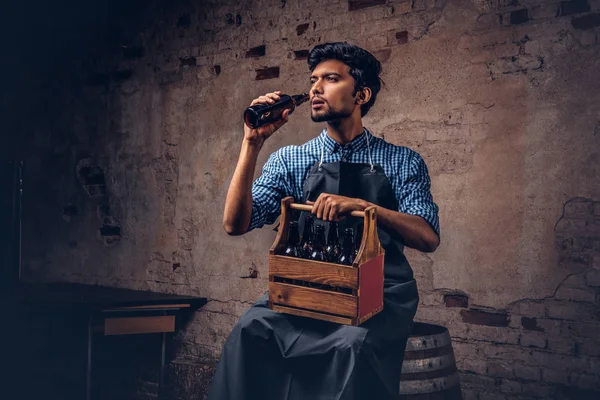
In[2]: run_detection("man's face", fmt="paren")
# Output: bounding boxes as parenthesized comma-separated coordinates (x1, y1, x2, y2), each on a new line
(309, 59, 359, 123)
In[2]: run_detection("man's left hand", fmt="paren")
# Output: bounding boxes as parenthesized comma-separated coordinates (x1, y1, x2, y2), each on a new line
(307, 193, 369, 222)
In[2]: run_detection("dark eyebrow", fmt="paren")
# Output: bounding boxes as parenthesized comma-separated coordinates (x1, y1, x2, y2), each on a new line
(310, 72, 343, 80)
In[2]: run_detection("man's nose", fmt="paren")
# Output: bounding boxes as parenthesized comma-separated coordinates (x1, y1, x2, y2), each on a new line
(311, 80, 323, 95)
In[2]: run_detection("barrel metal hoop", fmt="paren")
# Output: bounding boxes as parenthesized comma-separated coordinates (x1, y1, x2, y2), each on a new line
(403, 344, 454, 360)
(401, 353, 457, 374)
(405, 331, 452, 351)
(399, 372, 460, 395)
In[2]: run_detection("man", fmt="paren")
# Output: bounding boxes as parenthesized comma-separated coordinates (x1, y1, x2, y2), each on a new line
(209, 42, 440, 400)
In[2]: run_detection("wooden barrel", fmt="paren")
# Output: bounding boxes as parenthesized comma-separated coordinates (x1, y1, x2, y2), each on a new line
(399, 322, 462, 399)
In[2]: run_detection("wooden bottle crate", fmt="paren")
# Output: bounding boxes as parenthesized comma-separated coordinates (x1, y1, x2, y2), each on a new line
(268, 196, 385, 326)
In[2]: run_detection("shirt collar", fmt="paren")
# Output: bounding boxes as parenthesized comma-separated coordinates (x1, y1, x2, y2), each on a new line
(319, 128, 372, 155)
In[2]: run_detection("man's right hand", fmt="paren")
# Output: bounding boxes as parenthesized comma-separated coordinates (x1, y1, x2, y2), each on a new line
(244, 91, 290, 147)
(224, 91, 290, 235)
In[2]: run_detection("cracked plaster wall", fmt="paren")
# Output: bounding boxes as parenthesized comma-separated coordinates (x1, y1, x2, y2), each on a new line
(12, 0, 600, 398)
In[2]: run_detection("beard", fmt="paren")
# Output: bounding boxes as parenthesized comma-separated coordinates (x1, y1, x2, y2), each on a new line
(311, 106, 353, 122)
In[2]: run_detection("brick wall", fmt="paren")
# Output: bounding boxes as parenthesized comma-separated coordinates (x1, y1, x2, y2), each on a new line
(413, 196, 600, 398)
(415, 201, 600, 398)
(10, 0, 600, 398)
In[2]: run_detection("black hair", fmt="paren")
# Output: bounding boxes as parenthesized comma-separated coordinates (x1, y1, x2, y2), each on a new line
(307, 42, 383, 117)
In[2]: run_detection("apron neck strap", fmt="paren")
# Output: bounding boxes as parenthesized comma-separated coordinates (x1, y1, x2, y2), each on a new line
(365, 130, 375, 172)
(319, 134, 325, 171)
(319, 129, 375, 172)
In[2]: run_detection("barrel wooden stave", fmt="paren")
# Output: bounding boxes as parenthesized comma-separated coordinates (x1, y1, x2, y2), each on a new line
(400, 322, 462, 400)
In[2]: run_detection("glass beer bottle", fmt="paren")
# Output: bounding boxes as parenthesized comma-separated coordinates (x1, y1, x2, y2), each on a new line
(325, 221, 341, 262)
(283, 221, 301, 258)
(337, 228, 355, 266)
(300, 215, 314, 259)
(309, 225, 327, 261)
(244, 93, 310, 129)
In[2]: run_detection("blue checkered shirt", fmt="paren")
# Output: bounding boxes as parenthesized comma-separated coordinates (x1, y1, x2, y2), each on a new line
(249, 129, 440, 237)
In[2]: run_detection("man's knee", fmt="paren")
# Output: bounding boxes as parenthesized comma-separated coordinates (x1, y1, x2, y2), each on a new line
(234, 306, 279, 341)
(332, 326, 366, 353)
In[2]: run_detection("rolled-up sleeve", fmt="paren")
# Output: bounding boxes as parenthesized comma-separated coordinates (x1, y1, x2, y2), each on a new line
(248, 150, 292, 231)
(397, 152, 440, 237)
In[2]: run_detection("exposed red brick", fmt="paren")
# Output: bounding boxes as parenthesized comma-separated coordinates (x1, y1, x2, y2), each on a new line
(510, 9, 530, 25)
(294, 50, 310, 60)
(296, 23, 310, 36)
(557, 0, 590, 17)
(445, 294, 469, 308)
(460, 309, 509, 327)
(521, 316, 544, 331)
(396, 31, 409, 44)
(180, 57, 197, 67)
(572, 13, 600, 30)
(99, 224, 120, 237)
(255, 66, 280, 80)
(245, 45, 266, 58)
(348, 0, 386, 12)
(372, 48, 391, 63)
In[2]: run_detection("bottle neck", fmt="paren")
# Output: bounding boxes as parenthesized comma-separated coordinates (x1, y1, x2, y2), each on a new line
(327, 223, 339, 242)
(288, 229, 299, 246)
(342, 235, 354, 251)
(292, 93, 309, 106)
(302, 220, 313, 236)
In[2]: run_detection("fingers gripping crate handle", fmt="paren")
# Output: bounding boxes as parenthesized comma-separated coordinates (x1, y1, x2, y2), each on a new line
(290, 203, 365, 218)
(270, 197, 382, 266)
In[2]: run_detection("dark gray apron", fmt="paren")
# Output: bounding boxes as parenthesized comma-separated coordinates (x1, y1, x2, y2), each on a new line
(208, 135, 419, 400)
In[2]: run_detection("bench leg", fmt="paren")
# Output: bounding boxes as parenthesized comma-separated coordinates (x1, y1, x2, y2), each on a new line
(86, 316, 93, 400)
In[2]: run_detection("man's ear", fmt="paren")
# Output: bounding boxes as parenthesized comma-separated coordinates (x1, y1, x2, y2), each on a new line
(356, 87, 372, 105)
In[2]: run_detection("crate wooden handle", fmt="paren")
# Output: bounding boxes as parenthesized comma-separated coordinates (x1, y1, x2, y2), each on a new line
(290, 203, 365, 218)
(270, 197, 383, 266)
